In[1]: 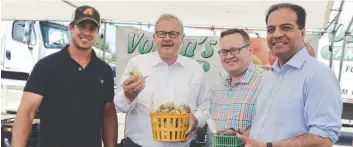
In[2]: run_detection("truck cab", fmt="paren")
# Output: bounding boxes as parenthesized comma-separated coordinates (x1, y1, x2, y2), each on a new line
(1, 20, 112, 113)
(1, 20, 69, 76)
(1, 20, 70, 113)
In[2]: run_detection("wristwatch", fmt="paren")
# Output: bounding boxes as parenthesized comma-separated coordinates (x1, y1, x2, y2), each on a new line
(267, 142, 272, 147)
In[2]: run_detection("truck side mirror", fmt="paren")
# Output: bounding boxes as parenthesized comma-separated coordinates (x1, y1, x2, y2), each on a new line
(23, 21, 34, 45)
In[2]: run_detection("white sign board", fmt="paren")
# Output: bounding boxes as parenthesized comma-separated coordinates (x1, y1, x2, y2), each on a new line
(115, 26, 321, 91)
(115, 26, 226, 88)
(317, 20, 353, 104)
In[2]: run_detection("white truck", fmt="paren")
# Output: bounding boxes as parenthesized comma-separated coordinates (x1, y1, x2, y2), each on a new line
(1, 20, 71, 113)
(0, 20, 111, 113)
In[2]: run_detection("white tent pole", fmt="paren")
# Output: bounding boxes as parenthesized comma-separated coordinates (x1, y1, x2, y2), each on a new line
(62, 0, 77, 8)
(329, 0, 345, 68)
(338, 15, 353, 83)
(318, 15, 337, 39)
(211, 26, 216, 36)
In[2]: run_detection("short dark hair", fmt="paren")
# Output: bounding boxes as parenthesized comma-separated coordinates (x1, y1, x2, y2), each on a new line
(220, 28, 251, 45)
(265, 3, 306, 29)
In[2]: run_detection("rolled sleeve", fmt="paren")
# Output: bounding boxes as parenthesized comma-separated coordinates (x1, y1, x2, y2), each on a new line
(24, 59, 49, 96)
(104, 66, 115, 103)
(305, 69, 342, 143)
(309, 126, 339, 143)
(114, 89, 137, 113)
(194, 110, 205, 128)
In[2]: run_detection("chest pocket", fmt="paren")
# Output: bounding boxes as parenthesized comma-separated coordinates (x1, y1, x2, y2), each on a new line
(180, 82, 201, 108)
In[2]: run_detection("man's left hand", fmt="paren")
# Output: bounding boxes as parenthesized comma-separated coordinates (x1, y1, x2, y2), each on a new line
(185, 113, 197, 141)
(236, 133, 266, 147)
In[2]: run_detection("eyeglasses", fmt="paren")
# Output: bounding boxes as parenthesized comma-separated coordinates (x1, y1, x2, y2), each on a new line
(155, 31, 180, 39)
(218, 44, 250, 56)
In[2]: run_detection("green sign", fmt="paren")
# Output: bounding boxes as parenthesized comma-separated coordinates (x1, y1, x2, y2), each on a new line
(328, 23, 353, 43)
(320, 45, 353, 61)
(127, 32, 218, 72)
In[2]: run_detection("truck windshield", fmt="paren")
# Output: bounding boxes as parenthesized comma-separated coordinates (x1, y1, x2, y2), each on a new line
(40, 22, 70, 49)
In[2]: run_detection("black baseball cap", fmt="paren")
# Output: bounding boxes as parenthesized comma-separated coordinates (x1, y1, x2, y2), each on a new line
(70, 5, 100, 27)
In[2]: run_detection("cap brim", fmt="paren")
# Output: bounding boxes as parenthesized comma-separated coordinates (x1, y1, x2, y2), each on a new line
(73, 17, 100, 27)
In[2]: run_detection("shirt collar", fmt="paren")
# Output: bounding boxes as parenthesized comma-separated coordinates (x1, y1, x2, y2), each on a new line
(224, 62, 256, 86)
(271, 47, 309, 72)
(60, 44, 98, 61)
(150, 51, 186, 67)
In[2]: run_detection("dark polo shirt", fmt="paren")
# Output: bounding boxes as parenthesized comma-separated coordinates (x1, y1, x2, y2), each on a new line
(24, 45, 114, 147)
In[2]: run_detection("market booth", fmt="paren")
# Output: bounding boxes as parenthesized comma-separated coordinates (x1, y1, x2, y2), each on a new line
(1, 0, 340, 147)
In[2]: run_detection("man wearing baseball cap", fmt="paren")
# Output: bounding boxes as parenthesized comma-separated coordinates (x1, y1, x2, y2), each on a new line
(70, 5, 101, 27)
(12, 5, 118, 147)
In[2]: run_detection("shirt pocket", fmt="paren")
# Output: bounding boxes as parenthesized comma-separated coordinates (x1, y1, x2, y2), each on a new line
(178, 82, 201, 112)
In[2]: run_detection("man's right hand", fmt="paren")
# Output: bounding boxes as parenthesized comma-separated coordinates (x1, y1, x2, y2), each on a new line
(217, 128, 242, 136)
(123, 75, 145, 100)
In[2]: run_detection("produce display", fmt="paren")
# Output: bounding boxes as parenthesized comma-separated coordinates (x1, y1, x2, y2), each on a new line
(153, 102, 191, 128)
(212, 129, 243, 146)
(154, 102, 191, 114)
(150, 102, 191, 141)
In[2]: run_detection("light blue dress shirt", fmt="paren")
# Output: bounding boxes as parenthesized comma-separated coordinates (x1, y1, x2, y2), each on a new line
(249, 48, 342, 143)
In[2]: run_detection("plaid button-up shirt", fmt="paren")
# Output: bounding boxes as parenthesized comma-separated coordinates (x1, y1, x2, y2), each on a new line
(210, 63, 265, 132)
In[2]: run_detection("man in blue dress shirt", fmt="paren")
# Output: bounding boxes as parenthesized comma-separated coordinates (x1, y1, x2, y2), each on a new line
(237, 3, 343, 147)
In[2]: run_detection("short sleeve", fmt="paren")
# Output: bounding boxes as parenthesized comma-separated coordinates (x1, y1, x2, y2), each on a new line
(104, 66, 115, 103)
(24, 59, 49, 96)
(305, 68, 342, 143)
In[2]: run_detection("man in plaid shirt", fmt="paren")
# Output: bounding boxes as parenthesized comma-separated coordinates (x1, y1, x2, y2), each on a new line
(206, 29, 265, 146)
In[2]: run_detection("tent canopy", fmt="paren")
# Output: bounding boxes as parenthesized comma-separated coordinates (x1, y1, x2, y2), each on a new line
(1, 0, 334, 29)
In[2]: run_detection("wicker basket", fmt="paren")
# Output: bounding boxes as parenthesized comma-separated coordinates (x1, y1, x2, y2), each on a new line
(150, 113, 189, 142)
(212, 134, 243, 147)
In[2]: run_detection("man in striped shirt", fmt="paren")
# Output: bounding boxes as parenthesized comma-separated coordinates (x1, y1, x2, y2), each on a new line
(206, 28, 265, 146)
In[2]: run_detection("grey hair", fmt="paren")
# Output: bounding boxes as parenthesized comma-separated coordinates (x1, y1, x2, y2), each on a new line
(154, 13, 184, 34)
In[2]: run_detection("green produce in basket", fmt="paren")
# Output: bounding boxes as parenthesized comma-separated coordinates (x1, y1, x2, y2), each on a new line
(170, 110, 181, 114)
(159, 104, 165, 110)
(161, 109, 170, 113)
(166, 102, 176, 110)
(154, 102, 191, 114)
(153, 102, 191, 140)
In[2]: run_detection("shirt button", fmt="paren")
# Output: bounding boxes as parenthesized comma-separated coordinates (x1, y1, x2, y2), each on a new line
(78, 68, 82, 71)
